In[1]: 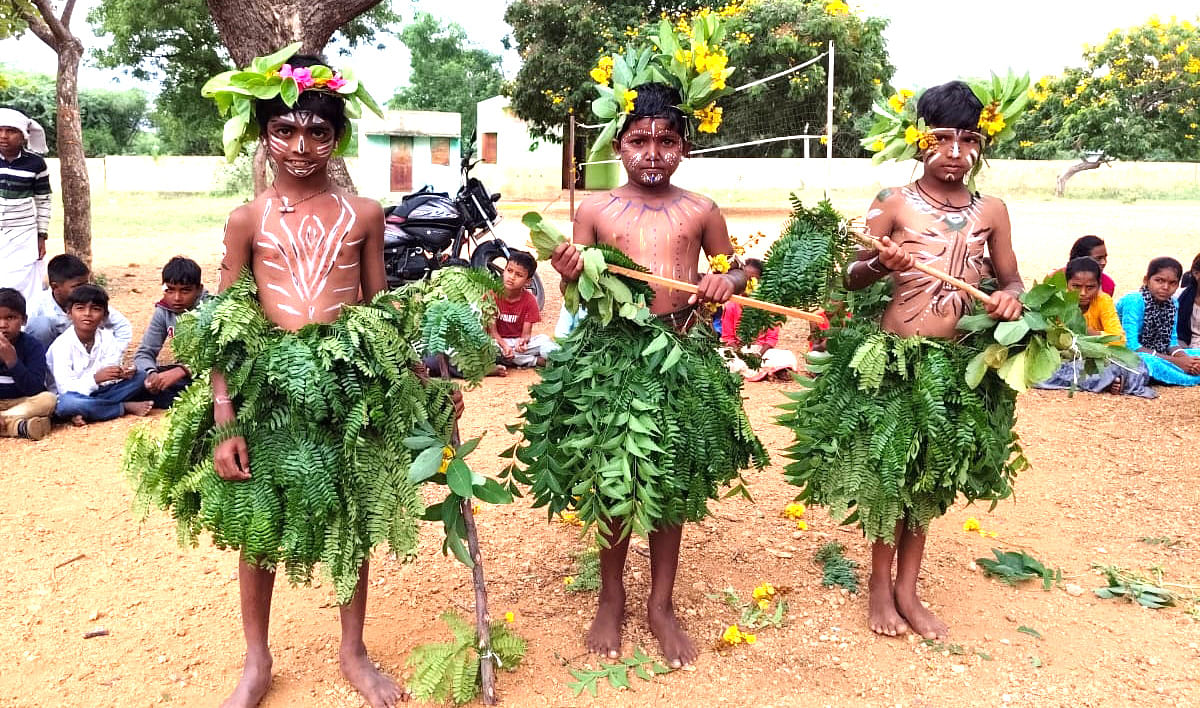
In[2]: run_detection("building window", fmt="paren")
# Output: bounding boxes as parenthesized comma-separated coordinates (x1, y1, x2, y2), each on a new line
(481, 132, 498, 164)
(431, 137, 451, 166)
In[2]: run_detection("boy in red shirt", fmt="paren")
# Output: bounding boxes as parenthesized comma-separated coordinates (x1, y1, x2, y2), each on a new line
(489, 251, 555, 367)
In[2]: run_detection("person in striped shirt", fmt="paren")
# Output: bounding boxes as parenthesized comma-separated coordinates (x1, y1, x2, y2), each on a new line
(0, 108, 51, 304)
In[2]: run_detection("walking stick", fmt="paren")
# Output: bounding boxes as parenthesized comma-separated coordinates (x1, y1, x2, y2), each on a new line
(844, 226, 991, 304)
(436, 354, 498, 705)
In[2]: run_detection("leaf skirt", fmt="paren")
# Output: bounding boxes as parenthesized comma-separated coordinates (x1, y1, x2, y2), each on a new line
(779, 322, 1022, 544)
(123, 277, 456, 604)
(511, 316, 767, 541)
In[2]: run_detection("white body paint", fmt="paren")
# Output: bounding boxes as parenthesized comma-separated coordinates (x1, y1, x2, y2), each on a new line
(256, 194, 359, 318)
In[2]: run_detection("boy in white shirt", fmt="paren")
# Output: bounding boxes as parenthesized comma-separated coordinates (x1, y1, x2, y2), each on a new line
(25, 253, 132, 350)
(46, 284, 152, 425)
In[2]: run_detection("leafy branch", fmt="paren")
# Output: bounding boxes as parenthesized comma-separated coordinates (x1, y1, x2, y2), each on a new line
(567, 647, 673, 697)
(975, 549, 1062, 591)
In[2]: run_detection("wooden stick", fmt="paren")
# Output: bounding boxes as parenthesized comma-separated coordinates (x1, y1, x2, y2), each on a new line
(436, 355, 498, 705)
(605, 265, 828, 324)
(846, 230, 992, 303)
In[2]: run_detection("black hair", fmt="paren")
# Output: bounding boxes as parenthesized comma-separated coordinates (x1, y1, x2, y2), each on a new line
(162, 255, 202, 286)
(0, 287, 26, 317)
(66, 283, 109, 313)
(506, 251, 537, 278)
(47, 253, 89, 285)
(1146, 256, 1183, 280)
(744, 257, 764, 272)
(1065, 256, 1101, 281)
(916, 81, 984, 131)
(254, 53, 349, 140)
(1069, 235, 1105, 261)
(615, 82, 688, 141)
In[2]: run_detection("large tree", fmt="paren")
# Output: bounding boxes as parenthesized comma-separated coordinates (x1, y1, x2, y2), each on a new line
(2, 0, 92, 264)
(89, 0, 397, 156)
(388, 13, 504, 147)
(999, 16, 1200, 162)
(503, 0, 893, 156)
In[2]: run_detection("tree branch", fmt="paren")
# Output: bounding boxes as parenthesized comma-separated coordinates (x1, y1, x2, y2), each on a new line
(29, 0, 70, 44)
(13, 0, 55, 48)
(61, 0, 76, 27)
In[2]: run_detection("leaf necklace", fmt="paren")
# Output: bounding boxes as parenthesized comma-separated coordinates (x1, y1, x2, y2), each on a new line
(914, 181, 976, 212)
(273, 185, 330, 213)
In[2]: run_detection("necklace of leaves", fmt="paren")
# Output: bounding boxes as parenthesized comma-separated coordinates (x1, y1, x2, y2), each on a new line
(272, 185, 331, 213)
(914, 180, 976, 212)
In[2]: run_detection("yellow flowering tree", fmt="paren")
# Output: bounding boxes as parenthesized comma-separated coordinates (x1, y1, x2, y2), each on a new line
(996, 16, 1200, 161)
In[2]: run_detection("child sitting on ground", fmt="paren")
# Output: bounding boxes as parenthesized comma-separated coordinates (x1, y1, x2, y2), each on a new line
(720, 259, 798, 381)
(1117, 257, 1200, 386)
(132, 256, 207, 408)
(1036, 256, 1154, 397)
(26, 253, 132, 351)
(1175, 253, 1200, 349)
(46, 284, 152, 425)
(0, 288, 55, 439)
(489, 251, 555, 368)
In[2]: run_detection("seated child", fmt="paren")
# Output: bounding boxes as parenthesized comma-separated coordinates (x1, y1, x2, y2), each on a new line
(1036, 256, 1154, 397)
(1175, 253, 1200, 349)
(26, 253, 132, 350)
(719, 259, 798, 381)
(0, 288, 55, 439)
(46, 284, 153, 425)
(489, 251, 556, 367)
(132, 256, 207, 408)
(1116, 257, 1200, 386)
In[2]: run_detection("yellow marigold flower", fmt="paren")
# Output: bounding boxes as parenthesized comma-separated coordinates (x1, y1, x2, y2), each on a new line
(438, 446, 454, 474)
(621, 89, 638, 113)
(472, 503, 481, 514)
(722, 624, 743, 644)
(757, 598, 770, 610)
(675, 49, 693, 65)
(783, 502, 806, 519)
(753, 582, 776, 601)
(708, 253, 731, 273)
(695, 103, 723, 133)
(744, 276, 759, 296)
(819, 134, 829, 145)
(736, 31, 753, 44)
(505, 611, 515, 623)
(564, 576, 575, 586)
(872, 78, 881, 85)
(624, 25, 640, 38)
(1187, 57, 1200, 74)
(744, 632, 757, 644)
(825, 0, 850, 16)
(705, 51, 729, 76)
(888, 94, 906, 113)
(796, 520, 808, 531)
(869, 139, 886, 152)
(903, 125, 921, 144)
(962, 517, 981, 532)
(693, 42, 711, 73)
(1019, 140, 1034, 148)
(590, 56, 614, 85)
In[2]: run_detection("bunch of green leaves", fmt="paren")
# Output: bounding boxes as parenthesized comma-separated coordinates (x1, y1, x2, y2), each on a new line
(505, 315, 765, 543)
(200, 42, 383, 161)
(736, 197, 854, 344)
(958, 274, 1141, 393)
(406, 611, 526, 705)
(711, 587, 788, 630)
(1092, 564, 1184, 610)
(975, 549, 1061, 591)
(405, 267, 503, 385)
(566, 546, 601, 593)
(405, 423, 513, 568)
(123, 274, 456, 603)
(524, 211, 654, 326)
(779, 323, 1025, 544)
(567, 648, 672, 697)
(814, 542, 860, 593)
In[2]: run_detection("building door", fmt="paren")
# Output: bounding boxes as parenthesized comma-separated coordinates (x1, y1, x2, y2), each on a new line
(390, 135, 413, 192)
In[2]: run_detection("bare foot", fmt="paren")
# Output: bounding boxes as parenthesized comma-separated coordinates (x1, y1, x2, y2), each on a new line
(340, 643, 406, 708)
(1108, 375, 1123, 395)
(585, 589, 625, 659)
(647, 601, 697, 668)
(488, 364, 508, 377)
(894, 589, 948, 639)
(70, 414, 86, 427)
(868, 575, 908, 637)
(123, 401, 153, 416)
(220, 651, 273, 708)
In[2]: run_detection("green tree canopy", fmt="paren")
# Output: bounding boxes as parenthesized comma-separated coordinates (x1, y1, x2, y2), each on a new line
(1000, 16, 1200, 161)
(88, 0, 398, 155)
(388, 12, 504, 145)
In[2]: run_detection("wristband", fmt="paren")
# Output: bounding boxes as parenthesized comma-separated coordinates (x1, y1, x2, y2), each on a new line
(214, 395, 234, 406)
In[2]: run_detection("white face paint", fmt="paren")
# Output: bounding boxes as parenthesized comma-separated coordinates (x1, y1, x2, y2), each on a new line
(266, 111, 337, 179)
(617, 117, 685, 187)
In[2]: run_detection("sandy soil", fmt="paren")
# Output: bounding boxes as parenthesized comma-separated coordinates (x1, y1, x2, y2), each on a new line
(3, 199, 1199, 707)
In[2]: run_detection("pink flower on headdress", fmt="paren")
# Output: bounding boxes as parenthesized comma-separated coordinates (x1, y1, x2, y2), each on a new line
(290, 67, 314, 89)
(326, 76, 347, 90)
(278, 64, 295, 79)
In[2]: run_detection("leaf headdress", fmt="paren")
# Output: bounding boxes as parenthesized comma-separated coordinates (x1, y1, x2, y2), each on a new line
(202, 42, 385, 161)
(861, 71, 1032, 189)
(587, 15, 736, 159)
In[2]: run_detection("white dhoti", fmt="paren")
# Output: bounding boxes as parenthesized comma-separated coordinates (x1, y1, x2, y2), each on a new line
(0, 225, 42, 303)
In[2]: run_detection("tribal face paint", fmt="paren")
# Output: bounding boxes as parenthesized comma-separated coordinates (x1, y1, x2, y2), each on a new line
(922, 128, 984, 184)
(616, 117, 686, 188)
(265, 111, 338, 179)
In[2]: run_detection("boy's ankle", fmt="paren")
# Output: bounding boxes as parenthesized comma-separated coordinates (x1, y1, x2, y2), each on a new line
(3, 416, 51, 440)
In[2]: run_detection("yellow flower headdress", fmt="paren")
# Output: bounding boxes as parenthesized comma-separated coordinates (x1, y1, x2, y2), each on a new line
(587, 15, 736, 158)
(862, 71, 1031, 189)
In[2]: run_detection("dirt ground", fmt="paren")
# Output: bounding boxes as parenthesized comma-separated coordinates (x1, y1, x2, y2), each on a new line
(3, 198, 1200, 707)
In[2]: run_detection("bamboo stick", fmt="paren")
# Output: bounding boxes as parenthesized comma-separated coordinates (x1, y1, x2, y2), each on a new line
(605, 264, 828, 324)
(846, 229, 992, 303)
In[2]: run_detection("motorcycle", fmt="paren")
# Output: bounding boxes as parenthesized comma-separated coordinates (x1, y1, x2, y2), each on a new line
(383, 152, 545, 308)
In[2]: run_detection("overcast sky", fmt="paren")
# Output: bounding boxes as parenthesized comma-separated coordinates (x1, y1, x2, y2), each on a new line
(1, 1, 1197, 98)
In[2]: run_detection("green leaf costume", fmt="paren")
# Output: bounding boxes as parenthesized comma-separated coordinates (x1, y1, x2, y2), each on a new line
(123, 276, 457, 603)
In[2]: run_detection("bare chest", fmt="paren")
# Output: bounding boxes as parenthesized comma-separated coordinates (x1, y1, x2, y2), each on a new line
(589, 193, 709, 277)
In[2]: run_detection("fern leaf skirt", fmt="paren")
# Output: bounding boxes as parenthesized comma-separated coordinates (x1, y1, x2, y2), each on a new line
(123, 278, 456, 604)
(511, 316, 767, 539)
(779, 323, 1022, 544)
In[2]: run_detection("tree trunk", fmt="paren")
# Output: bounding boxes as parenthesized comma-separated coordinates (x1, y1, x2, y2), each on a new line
(206, 0, 382, 196)
(55, 37, 91, 265)
(1055, 159, 1104, 197)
